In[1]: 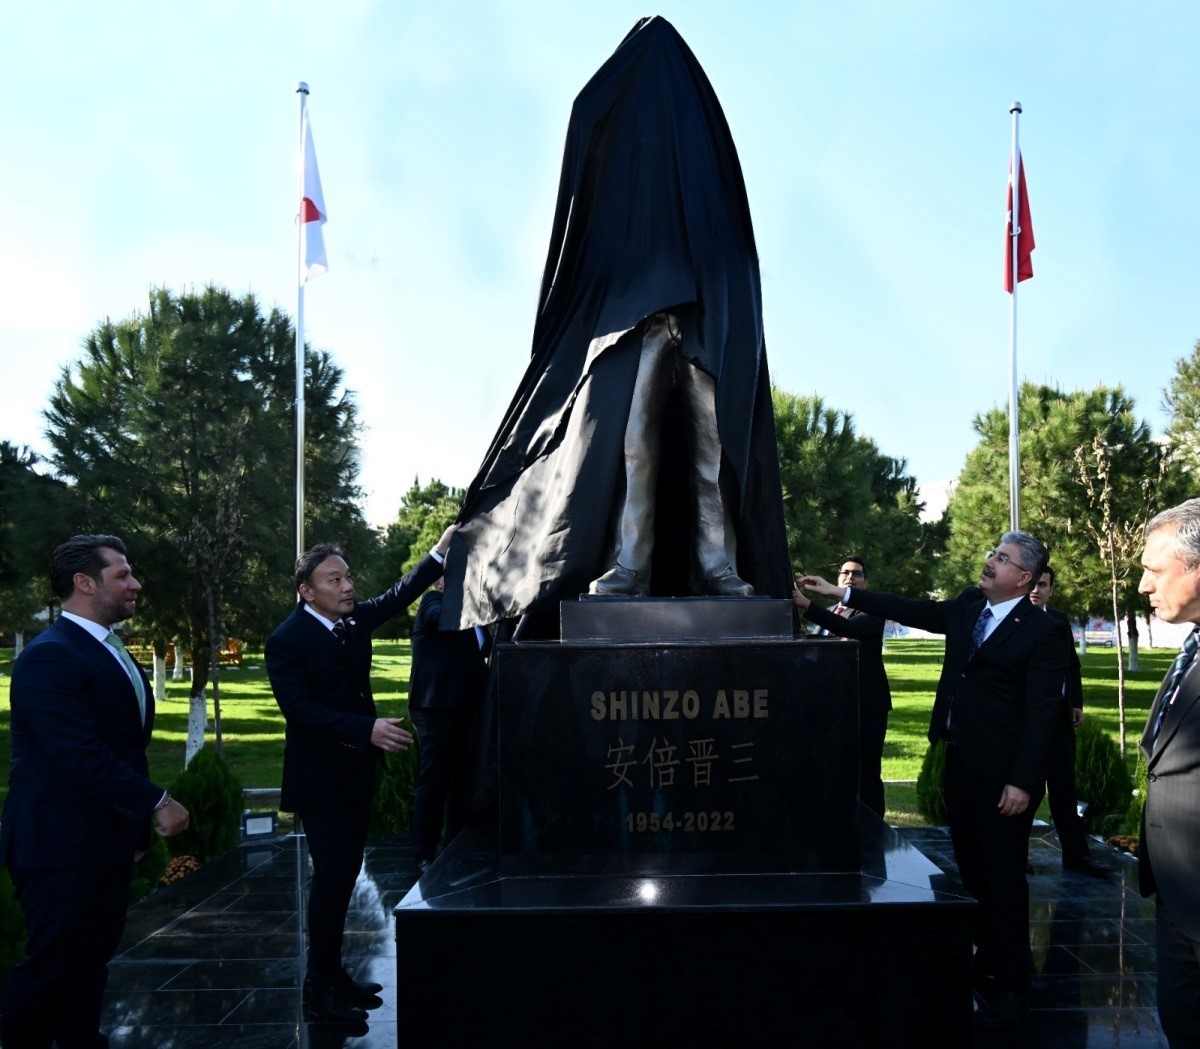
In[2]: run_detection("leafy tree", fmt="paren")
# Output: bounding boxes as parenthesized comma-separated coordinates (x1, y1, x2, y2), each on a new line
(0, 442, 86, 645)
(41, 285, 375, 763)
(1075, 433, 1170, 753)
(772, 390, 937, 598)
(373, 478, 464, 637)
(1164, 337, 1200, 479)
(939, 384, 1161, 626)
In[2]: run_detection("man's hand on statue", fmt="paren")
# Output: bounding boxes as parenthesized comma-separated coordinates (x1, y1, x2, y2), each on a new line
(791, 584, 811, 610)
(797, 574, 839, 599)
(435, 524, 458, 556)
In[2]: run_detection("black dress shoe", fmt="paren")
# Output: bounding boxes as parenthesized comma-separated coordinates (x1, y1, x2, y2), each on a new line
(1063, 856, 1113, 878)
(334, 968, 383, 1002)
(303, 980, 368, 1024)
(588, 563, 649, 597)
(702, 565, 755, 597)
(980, 990, 1027, 1030)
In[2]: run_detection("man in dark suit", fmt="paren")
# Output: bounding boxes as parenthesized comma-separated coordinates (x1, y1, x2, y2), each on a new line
(266, 525, 456, 1026)
(1029, 565, 1112, 877)
(408, 577, 491, 873)
(799, 530, 1066, 1031)
(1, 534, 190, 1048)
(1136, 498, 1200, 1047)
(792, 554, 892, 819)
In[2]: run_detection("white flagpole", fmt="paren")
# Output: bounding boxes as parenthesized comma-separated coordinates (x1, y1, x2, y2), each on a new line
(295, 82, 309, 561)
(1007, 101, 1022, 532)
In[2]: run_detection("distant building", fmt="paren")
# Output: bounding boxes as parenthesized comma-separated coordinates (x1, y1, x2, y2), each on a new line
(917, 478, 957, 524)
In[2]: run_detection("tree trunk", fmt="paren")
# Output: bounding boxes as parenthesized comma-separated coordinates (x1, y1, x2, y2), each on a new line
(1126, 609, 1140, 672)
(172, 640, 185, 681)
(204, 583, 224, 755)
(186, 687, 207, 767)
(185, 640, 211, 767)
(14, 629, 24, 659)
(153, 652, 167, 702)
(1109, 556, 1127, 758)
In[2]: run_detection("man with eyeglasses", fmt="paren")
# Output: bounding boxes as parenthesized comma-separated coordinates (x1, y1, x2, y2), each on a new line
(792, 555, 892, 818)
(798, 531, 1066, 1031)
(1029, 565, 1113, 878)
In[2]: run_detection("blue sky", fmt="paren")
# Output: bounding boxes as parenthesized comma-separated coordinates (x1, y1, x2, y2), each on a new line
(3, 2, 1198, 527)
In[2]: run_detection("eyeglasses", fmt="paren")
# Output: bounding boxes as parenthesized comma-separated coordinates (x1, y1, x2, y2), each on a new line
(839, 568, 864, 578)
(986, 549, 1018, 568)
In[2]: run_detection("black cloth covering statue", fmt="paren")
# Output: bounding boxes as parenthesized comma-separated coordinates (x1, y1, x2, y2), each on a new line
(440, 15, 791, 630)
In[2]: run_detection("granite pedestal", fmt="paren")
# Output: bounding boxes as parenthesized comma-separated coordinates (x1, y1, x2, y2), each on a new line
(396, 598, 974, 1045)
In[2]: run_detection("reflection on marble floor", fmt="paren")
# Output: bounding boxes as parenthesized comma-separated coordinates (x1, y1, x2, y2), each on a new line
(85, 826, 1166, 1047)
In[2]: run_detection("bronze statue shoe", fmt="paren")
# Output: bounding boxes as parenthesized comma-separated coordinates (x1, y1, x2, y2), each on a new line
(588, 563, 649, 597)
(702, 565, 754, 597)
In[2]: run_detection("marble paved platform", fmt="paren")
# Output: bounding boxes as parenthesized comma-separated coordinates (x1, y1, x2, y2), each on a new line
(13, 825, 1163, 1047)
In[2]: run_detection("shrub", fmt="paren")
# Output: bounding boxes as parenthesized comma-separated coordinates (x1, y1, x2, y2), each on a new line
(1119, 747, 1149, 838)
(1074, 719, 1134, 837)
(167, 745, 244, 864)
(130, 834, 171, 903)
(915, 739, 948, 825)
(0, 866, 27, 979)
(371, 737, 420, 833)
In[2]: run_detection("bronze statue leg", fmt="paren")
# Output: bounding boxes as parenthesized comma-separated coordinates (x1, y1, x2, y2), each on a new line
(590, 311, 753, 598)
(678, 360, 754, 597)
(589, 312, 678, 596)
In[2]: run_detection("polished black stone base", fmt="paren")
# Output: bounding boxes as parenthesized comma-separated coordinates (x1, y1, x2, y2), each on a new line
(395, 604, 974, 1045)
(74, 826, 1158, 1047)
(396, 815, 975, 1047)
(496, 635, 860, 875)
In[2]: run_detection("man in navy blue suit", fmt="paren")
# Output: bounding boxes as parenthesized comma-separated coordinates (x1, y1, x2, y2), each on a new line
(1, 534, 190, 1048)
(799, 530, 1066, 1031)
(266, 525, 456, 1026)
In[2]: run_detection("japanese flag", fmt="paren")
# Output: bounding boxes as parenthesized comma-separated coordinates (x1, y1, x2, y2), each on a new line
(299, 108, 328, 284)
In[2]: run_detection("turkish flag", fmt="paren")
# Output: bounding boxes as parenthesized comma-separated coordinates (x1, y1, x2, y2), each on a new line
(299, 107, 328, 284)
(1004, 149, 1034, 292)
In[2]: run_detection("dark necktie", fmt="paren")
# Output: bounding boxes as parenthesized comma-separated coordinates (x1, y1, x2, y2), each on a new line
(969, 607, 992, 659)
(947, 608, 991, 735)
(332, 620, 348, 647)
(1151, 629, 1199, 745)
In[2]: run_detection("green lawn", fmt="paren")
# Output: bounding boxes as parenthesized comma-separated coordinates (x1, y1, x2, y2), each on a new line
(0, 637, 1171, 829)
(0, 643, 418, 814)
(881, 638, 1168, 826)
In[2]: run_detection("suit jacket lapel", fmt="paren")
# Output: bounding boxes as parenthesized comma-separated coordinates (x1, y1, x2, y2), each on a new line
(139, 663, 155, 739)
(973, 597, 1030, 659)
(1148, 661, 1200, 761)
(961, 597, 986, 664)
(61, 618, 146, 732)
